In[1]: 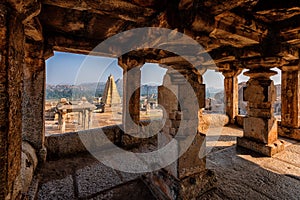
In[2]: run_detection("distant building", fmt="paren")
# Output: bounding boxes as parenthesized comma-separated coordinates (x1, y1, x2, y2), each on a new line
(102, 75, 121, 107)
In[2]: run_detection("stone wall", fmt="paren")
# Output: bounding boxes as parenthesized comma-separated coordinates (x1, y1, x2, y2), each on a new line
(45, 121, 162, 159)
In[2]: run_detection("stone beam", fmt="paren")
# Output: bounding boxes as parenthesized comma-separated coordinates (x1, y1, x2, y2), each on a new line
(210, 12, 268, 48)
(278, 65, 300, 140)
(242, 57, 289, 70)
(199, 0, 259, 15)
(281, 26, 300, 48)
(46, 32, 101, 55)
(255, 7, 300, 23)
(42, 0, 156, 22)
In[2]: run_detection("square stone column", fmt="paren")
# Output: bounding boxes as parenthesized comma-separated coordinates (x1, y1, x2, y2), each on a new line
(0, 4, 25, 199)
(118, 56, 144, 134)
(237, 69, 284, 156)
(23, 38, 47, 162)
(278, 66, 300, 140)
(222, 69, 242, 124)
(148, 70, 216, 200)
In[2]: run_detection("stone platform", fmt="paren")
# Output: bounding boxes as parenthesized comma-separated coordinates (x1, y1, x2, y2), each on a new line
(34, 126, 300, 199)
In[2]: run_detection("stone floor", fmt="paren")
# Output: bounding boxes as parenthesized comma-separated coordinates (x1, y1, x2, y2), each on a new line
(36, 125, 300, 199)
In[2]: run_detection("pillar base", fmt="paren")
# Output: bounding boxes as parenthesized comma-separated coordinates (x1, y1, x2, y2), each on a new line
(237, 137, 284, 157)
(278, 125, 300, 141)
(144, 169, 217, 200)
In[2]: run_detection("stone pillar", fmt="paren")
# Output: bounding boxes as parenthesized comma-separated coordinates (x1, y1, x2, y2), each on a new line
(222, 69, 242, 124)
(148, 69, 216, 200)
(278, 66, 300, 140)
(0, 4, 25, 199)
(23, 38, 47, 162)
(237, 69, 284, 156)
(118, 56, 144, 134)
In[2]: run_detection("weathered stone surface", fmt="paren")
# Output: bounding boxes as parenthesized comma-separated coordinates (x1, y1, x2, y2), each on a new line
(0, 6, 25, 199)
(45, 125, 121, 159)
(89, 179, 156, 200)
(222, 69, 242, 124)
(76, 163, 123, 199)
(23, 39, 46, 161)
(237, 137, 284, 157)
(207, 145, 300, 200)
(238, 69, 284, 156)
(119, 57, 143, 135)
(21, 142, 38, 194)
(37, 175, 74, 200)
(243, 117, 277, 144)
(145, 169, 216, 200)
(199, 114, 229, 133)
(279, 68, 300, 140)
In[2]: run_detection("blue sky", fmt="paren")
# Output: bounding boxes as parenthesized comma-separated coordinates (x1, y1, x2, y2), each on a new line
(46, 52, 167, 85)
(46, 52, 281, 88)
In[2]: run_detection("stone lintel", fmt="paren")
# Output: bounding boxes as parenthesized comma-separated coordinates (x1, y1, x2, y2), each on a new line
(237, 137, 284, 157)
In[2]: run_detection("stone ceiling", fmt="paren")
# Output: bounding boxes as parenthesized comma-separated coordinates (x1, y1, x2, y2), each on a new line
(19, 0, 300, 71)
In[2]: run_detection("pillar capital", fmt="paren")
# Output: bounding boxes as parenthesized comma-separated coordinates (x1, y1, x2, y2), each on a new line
(222, 68, 242, 78)
(118, 55, 145, 70)
(242, 57, 288, 70)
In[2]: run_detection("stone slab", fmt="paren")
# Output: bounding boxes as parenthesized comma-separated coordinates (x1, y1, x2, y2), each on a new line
(285, 142, 300, 154)
(273, 150, 300, 168)
(262, 158, 300, 179)
(207, 144, 300, 200)
(89, 179, 156, 200)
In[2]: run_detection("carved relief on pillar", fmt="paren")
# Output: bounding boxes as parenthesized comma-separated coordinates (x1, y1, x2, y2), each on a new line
(278, 65, 300, 140)
(237, 68, 284, 156)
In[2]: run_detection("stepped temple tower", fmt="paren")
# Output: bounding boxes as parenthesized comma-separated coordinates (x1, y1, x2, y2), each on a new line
(102, 75, 121, 107)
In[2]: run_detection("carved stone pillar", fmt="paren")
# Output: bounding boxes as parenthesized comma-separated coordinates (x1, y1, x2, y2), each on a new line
(222, 69, 242, 124)
(237, 69, 284, 156)
(149, 68, 216, 200)
(118, 56, 144, 134)
(278, 66, 300, 140)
